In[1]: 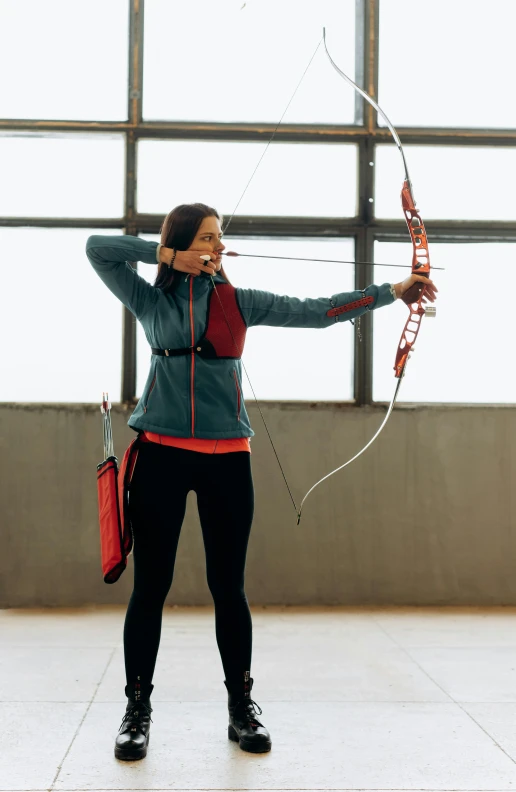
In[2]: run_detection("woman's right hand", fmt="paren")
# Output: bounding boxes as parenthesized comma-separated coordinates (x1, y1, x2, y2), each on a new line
(159, 246, 220, 277)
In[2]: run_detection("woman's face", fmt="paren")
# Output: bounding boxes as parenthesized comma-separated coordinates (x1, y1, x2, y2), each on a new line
(190, 216, 225, 266)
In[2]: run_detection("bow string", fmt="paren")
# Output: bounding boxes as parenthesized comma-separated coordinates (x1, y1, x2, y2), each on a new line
(209, 35, 325, 518)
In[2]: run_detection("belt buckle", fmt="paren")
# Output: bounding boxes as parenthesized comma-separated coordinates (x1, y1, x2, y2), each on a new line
(164, 349, 169, 357)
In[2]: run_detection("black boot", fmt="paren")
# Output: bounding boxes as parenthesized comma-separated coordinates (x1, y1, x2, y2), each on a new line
(224, 673, 271, 753)
(114, 678, 154, 761)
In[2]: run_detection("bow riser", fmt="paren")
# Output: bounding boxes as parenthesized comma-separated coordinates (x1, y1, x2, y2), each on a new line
(394, 306, 424, 378)
(402, 183, 430, 278)
(393, 182, 432, 378)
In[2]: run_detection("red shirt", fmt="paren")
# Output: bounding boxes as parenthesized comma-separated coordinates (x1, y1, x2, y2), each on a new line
(144, 432, 251, 454)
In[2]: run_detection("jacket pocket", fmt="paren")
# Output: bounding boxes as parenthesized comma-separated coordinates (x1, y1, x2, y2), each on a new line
(233, 369, 241, 422)
(143, 363, 158, 414)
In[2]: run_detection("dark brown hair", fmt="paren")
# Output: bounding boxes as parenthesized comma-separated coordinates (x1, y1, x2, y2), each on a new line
(154, 202, 230, 292)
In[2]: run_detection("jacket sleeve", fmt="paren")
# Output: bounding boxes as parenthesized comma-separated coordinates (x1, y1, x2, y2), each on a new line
(86, 235, 161, 319)
(235, 283, 395, 329)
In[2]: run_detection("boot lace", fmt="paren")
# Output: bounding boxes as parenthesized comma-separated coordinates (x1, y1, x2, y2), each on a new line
(235, 697, 264, 728)
(118, 701, 154, 733)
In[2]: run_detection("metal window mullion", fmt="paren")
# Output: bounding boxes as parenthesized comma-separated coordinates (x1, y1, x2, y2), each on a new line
(135, 214, 363, 236)
(354, 136, 375, 406)
(352, 0, 378, 406)
(121, 0, 144, 404)
(0, 119, 515, 146)
(354, 0, 379, 406)
(373, 219, 516, 242)
(0, 217, 124, 228)
(366, 0, 379, 133)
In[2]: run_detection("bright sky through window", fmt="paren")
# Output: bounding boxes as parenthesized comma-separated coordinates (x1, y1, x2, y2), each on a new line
(0, 0, 129, 121)
(378, 0, 516, 129)
(143, 0, 356, 124)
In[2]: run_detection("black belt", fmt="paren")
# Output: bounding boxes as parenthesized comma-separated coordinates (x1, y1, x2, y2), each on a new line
(151, 340, 219, 359)
(152, 346, 196, 357)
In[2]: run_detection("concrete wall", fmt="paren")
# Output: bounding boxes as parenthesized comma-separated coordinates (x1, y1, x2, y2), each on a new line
(1, 402, 515, 607)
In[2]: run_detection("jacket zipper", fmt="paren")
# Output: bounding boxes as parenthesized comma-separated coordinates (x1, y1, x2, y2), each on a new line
(189, 276, 195, 436)
(233, 370, 241, 422)
(143, 372, 157, 414)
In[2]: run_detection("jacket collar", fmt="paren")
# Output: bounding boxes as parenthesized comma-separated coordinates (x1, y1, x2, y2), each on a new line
(173, 271, 228, 300)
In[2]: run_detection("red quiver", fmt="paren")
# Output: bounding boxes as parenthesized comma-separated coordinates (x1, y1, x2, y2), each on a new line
(96, 434, 146, 583)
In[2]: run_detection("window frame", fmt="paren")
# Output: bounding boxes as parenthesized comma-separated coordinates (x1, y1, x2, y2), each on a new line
(1, 0, 515, 406)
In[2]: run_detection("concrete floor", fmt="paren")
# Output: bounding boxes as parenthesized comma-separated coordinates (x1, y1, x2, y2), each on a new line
(3, 607, 516, 791)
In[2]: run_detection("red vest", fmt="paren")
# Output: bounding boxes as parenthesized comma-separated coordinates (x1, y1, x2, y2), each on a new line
(153, 283, 247, 361)
(196, 283, 247, 359)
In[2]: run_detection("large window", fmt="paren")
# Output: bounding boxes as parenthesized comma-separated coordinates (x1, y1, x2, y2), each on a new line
(375, 145, 516, 222)
(0, 0, 129, 121)
(373, 242, 516, 404)
(378, 0, 516, 129)
(0, 228, 122, 402)
(142, 0, 356, 124)
(1, 0, 515, 406)
(137, 141, 358, 218)
(0, 133, 125, 218)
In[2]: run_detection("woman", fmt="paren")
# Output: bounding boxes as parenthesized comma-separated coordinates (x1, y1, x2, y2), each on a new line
(86, 203, 437, 761)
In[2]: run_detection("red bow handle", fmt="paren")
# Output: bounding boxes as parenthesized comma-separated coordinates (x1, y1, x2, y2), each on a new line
(394, 181, 432, 378)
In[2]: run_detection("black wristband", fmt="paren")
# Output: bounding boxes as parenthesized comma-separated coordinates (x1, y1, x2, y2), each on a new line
(168, 250, 177, 269)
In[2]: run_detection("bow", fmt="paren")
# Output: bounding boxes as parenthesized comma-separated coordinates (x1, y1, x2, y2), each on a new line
(208, 29, 435, 524)
(294, 30, 435, 523)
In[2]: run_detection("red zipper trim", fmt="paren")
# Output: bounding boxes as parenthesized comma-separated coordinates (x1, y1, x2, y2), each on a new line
(189, 277, 195, 436)
(233, 370, 241, 422)
(143, 374, 157, 414)
(326, 295, 374, 317)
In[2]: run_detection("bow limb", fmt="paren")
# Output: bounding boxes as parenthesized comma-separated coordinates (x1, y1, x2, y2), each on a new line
(206, 36, 324, 518)
(296, 377, 402, 524)
(322, 28, 413, 190)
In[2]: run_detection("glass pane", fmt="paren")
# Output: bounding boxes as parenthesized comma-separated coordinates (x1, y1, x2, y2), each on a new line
(0, 133, 125, 217)
(143, 0, 355, 124)
(0, 0, 129, 121)
(137, 236, 355, 401)
(379, 0, 516, 129)
(0, 228, 122, 402)
(138, 140, 357, 217)
(373, 242, 516, 403)
(375, 145, 516, 222)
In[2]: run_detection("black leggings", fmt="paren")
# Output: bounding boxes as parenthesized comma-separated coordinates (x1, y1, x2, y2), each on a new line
(123, 440, 254, 689)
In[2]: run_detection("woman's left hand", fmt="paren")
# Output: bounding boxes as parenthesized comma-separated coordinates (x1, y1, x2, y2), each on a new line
(394, 274, 438, 302)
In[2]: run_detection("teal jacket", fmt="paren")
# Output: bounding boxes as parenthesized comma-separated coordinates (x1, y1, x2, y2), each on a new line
(86, 235, 395, 438)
